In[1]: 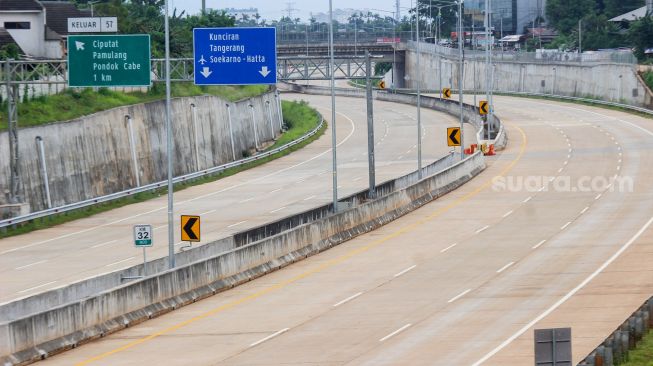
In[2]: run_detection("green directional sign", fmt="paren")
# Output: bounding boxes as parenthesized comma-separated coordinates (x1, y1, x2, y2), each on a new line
(68, 34, 151, 87)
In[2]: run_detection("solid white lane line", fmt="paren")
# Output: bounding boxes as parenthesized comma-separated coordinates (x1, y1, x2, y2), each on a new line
(333, 292, 363, 307)
(496, 262, 515, 274)
(440, 243, 458, 253)
(18, 281, 57, 294)
(303, 195, 316, 201)
(523, 196, 532, 203)
(250, 328, 290, 347)
(394, 265, 417, 278)
(199, 209, 216, 216)
(532, 240, 546, 249)
(379, 324, 412, 342)
(580, 207, 589, 215)
(596, 193, 603, 200)
(448, 289, 472, 303)
(472, 216, 653, 366)
(270, 207, 286, 213)
(91, 240, 118, 248)
(538, 187, 545, 192)
(227, 221, 247, 228)
(502, 210, 514, 218)
(475, 225, 490, 234)
(105, 257, 135, 267)
(15, 260, 47, 270)
(239, 197, 255, 203)
(561, 222, 572, 230)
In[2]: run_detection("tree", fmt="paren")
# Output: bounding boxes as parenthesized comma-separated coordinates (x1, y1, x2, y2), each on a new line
(579, 13, 624, 50)
(601, 0, 645, 19)
(628, 14, 653, 60)
(546, 0, 596, 34)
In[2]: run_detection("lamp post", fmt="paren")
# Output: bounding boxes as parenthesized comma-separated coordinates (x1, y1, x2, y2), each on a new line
(328, 0, 339, 212)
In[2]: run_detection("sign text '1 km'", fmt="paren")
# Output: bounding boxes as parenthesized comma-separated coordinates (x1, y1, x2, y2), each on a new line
(193, 27, 277, 85)
(67, 34, 151, 87)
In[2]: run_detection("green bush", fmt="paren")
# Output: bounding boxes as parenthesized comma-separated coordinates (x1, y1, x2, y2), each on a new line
(643, 71, 653, 91)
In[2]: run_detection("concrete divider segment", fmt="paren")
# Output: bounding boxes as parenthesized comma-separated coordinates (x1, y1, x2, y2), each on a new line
(0, 149, 485, 365)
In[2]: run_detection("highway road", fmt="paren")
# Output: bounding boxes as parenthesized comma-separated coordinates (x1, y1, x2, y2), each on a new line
(38, 94, 653, 365)
(0, 93, 469, 305)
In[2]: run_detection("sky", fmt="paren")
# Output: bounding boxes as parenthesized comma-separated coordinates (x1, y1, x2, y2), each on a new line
(173, 0, 403, 21)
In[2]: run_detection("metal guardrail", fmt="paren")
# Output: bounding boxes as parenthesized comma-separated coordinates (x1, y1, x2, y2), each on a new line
(492, 90, 653, 116)
(0, 114, 325, 229)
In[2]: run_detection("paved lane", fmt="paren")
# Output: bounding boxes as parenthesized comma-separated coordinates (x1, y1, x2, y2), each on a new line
(0, 93, 466, 305)
(38, 95, 653, 366)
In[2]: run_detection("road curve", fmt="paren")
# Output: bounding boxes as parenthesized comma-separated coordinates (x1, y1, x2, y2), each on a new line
(36, 95, 653, 366)
(0, 93, 468, 305)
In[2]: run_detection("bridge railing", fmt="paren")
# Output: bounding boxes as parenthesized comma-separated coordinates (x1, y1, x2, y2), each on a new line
(276, 30, 419, 46)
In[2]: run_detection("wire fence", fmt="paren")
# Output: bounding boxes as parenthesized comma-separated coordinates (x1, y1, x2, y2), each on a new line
(410, 41, 638, 65)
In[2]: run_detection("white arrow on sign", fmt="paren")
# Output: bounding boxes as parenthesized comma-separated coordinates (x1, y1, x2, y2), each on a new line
(200, 67, 212, 78)
(258, 66, 271, 78)
(75, 41, 85, 51)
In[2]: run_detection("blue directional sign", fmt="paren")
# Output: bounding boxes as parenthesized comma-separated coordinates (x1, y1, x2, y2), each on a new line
(193, 27, 277, 85)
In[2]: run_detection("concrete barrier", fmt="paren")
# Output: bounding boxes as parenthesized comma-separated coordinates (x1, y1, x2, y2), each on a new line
(579, 296, 653, 366)
(281, 83, 506, 149)
(0, 149, 485, 365)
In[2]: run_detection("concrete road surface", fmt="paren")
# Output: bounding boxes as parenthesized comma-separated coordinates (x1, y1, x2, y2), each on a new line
(0, 93, 468, 305)
(38, 95, 653, 365)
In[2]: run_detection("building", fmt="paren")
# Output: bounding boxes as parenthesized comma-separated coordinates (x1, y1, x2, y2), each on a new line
(609, 0, 653, 22)
(0, 0, 89, 59)
(464, 0, 547, 36)
(221, 7, 260, 19)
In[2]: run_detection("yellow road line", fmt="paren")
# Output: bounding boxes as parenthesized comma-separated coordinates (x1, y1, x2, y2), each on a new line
(76, 125, 527, 365)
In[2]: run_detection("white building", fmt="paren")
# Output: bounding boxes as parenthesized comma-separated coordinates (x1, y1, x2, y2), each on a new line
(0, 0, 89, 59)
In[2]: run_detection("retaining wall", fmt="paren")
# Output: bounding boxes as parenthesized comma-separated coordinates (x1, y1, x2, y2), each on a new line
(404, 45, 653, 109)
(0, 91, 282, 213)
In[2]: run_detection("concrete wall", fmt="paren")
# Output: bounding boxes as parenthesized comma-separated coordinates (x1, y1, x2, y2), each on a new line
(0, 92, 281, 213)
(0, 148, 485, 365)
(403, 45, 653, 109)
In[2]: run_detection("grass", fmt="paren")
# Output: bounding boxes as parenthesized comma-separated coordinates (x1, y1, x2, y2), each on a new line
(0, 100, 325, 238)
(643, 71, 653, 92)
(0, 83, 269, 131)
(619, 329, 653, 366)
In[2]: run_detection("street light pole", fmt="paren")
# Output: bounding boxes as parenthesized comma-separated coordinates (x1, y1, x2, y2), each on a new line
(458, 0, 465, 159)
(416, 1, 423, 179)
(329, 0, 339, 212)
(164, 0, 174, 269)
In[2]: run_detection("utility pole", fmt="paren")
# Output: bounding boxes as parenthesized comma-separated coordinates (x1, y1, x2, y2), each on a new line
(578, 19, 582, 54)
(396, 0, 401, 23)
(201, 0, 205, 14)
(285, 2, 298, 19)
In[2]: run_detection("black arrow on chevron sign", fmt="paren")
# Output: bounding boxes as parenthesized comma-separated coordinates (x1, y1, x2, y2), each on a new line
(449, 128, 460, 145)
(183, 217, 199, 240)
